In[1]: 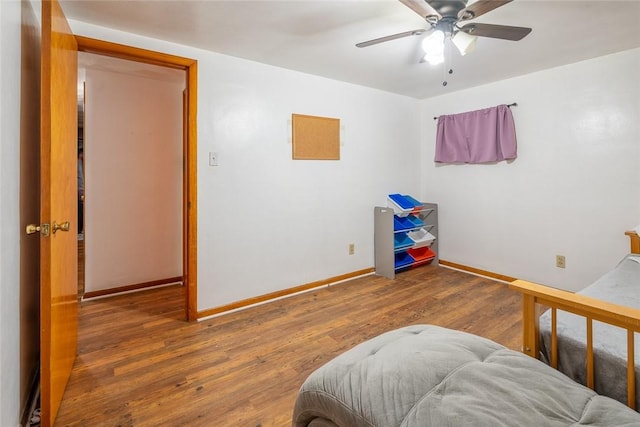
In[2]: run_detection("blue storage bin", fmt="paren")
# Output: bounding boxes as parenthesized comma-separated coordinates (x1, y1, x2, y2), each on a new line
(388, 194, 415, 210)
(388, 194, 423, 217)
(394, 232, 413, 250)
(394, 251, 414, 269)
(393, 216, 414, 231)
(404, 195, 423, 207)
(406, 215, 424, 228)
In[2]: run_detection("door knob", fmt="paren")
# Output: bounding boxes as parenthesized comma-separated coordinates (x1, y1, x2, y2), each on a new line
(52, 221, 70, 233)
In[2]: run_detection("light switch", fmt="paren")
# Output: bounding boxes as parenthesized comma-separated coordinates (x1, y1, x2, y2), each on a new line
(209, 152, 219, 166)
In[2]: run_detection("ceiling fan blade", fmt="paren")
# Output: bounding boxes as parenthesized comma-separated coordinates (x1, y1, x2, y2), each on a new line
(459, 23, 532, 41)
(399, 0, 441, 20)
(458, 0, 513, 21)
(356, 29, 427, 48)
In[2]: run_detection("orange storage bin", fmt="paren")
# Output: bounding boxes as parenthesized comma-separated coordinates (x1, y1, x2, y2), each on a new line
(407, 247, 436, 264)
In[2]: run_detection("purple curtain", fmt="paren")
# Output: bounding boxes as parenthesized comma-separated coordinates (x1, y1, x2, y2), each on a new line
(435, 104, 517, 164)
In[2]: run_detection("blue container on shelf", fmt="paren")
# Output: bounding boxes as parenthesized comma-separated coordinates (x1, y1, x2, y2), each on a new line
(388, 193, 423, 217)
(388, 194, 415, 210)
(393, 216, 414, 231)
(403, 195, 423, 207)
(394, 251, 414, 269)
(394, 232, 413, 250)
(406, 215, 424, 228)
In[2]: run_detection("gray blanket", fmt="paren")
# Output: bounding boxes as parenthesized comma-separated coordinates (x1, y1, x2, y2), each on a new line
(293, 325, 640, 426)
(539, 254, 640, 409)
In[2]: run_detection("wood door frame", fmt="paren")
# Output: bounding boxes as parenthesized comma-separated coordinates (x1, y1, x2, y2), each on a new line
(75, 36, 198, 320)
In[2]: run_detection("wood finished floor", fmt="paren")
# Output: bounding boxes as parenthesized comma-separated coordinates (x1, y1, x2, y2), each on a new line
(56, 264, 523, 427)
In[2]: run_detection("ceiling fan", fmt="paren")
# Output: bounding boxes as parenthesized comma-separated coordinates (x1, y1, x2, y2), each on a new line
(356, 0, 532, 60)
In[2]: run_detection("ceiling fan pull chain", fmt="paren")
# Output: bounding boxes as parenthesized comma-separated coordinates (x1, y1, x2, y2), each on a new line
(442, 38, 447, 86)
(448, 36, 454, 77)
(442, 61, 447, 87)
(443, 37, 453, 86)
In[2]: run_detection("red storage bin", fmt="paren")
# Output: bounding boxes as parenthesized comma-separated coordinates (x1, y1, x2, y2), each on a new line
(407, 247, 436, 264)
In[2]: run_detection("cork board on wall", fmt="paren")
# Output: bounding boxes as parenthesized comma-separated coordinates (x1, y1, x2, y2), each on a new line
(292, 114, 340, 160)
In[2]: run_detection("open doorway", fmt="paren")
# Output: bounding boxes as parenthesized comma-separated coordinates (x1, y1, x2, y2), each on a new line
(77, 51, 185, 303)
(77, 76, 85, 296)
(77, 37, 197, 320)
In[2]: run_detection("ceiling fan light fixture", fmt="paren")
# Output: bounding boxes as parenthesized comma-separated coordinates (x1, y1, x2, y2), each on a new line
(452, 31, 477, 56)
(421, 30, 444, 54)
(421, 30, 445, 66)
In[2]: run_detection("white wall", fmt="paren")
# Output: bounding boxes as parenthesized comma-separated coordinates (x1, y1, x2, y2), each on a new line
(0, 1, 23, 424)
(419, 48, 640, 291)
(84, 66, 184, 292)
(67, 20, 422, 311)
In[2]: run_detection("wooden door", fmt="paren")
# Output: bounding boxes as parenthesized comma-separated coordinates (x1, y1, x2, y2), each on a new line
(40, 1, 78, 425)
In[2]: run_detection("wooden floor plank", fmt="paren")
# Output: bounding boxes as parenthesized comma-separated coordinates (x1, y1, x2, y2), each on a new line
(55, 264, 522, 426)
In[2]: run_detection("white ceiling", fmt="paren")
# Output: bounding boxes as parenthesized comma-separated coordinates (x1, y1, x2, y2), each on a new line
(61, 0, 640, 99)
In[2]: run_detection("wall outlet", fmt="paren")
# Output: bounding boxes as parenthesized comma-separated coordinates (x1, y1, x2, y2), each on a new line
(348, 243, 355, 255)
(556, 255, 566, 268)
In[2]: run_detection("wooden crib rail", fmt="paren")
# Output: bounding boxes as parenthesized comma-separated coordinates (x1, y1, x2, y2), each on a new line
(509, 279, 640, 409)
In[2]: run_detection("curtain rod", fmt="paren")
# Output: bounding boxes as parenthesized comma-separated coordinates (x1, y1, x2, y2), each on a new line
(433, 102, 517, 120)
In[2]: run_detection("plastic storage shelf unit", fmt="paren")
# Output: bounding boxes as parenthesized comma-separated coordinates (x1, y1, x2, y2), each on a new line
(374, 197, 438, 279)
